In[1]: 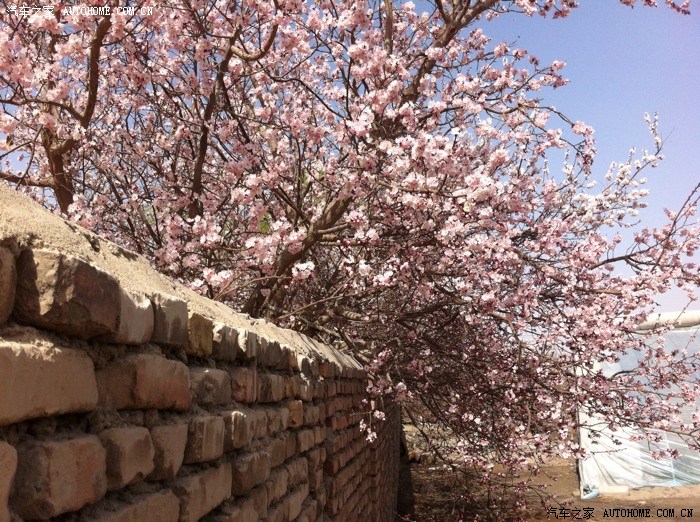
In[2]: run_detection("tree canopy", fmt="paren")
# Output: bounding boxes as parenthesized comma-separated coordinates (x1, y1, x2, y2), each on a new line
(1, 0, 699, 515)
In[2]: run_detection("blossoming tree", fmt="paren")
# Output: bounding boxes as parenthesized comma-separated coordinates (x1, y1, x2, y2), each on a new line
(1, 0, 698, 514)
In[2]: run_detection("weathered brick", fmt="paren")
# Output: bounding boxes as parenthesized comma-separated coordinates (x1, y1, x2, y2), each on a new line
(230, 452, 271, 496)
(266, 467, 289, 504)
(0, 442, 17, 522)
(248, 485, 269, 518)
(287, 400, 303, 429)
(0, 248, 15, 325)
(99, 490, 180, 522)
(265, 407, 288, 436)
(14, 250, 119, 339)
(187, 311, 213, 357)
(222, 408, 255, 451)
(286, 457, 308, 487)
(287, 483, 309, 520)
(267, 436, 288, 468)
(258, 339, 283, 368)
(265, 501, 285, 522)
(184, 416, 225, 464)
(238, 330, 260, 360)
(107, 288, 154, 345)
(172, 462, 232, 522)
(150, 292, 188, 347)
(230, 367, 257, 403)
(149, 424, 188, 481)
(100, 427, 155, 490)
(314, 426, 326, 445)
(297, 429, 315, 453)
(303, 405, 320, 426)
(212, 323, 240, 362)
(253, 409, 268, 439)
(96, 354, 191, 411)
(190, 367, 232, 405)
(0, 338, 97, 425)
(11, 435, 107, 519)
(259, 373, 285, 403)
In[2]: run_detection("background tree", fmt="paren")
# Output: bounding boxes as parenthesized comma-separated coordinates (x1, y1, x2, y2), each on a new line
(1, 0, 698, 516)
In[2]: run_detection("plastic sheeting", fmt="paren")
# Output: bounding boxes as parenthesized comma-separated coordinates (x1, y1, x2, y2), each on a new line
(578, 320, 700, 499)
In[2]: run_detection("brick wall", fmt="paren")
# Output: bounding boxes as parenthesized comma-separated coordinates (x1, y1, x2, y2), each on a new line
(0, 186, 400, 522)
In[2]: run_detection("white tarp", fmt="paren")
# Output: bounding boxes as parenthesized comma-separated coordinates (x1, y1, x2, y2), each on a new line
(578, 313, 700, 499)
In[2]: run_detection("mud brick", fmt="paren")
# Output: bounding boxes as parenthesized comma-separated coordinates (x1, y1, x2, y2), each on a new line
(258, 339, 283, 368)
(99, 490, 179, 522)
(230, 452, 270, 496)
(190, 367, 232, 405)
(150, 292, 188, 347)
(296, 429, 315, 453)
(303, 405, 320, 426)
(230, 367, 258, 403)
(222, 408, 255, 451)
(14, 250, 119, 339)
(313, 426, 326, 445)
(187, 311, 213, 357)
(172, 462, 232, 522)
(184, 416, 224, 464)
(287, 400, 303, 429)
(267, 436, 288, 469)
(149, 424, 188, 480)
(253, 409, 268, 439)
(0, 247, 15, 325)
(258, 373, 285, 403)
(0, 442, 17, 522)
(239, 330, 260, 360)
(0, 339, 97, 425)
(285, 457, 308, 487)
(96, 354, 191, 411)
(107, 288, 154, 345)
(265, 407, 288, 436)
(11, 435, 107, 519)
(249, 485, 269, 518)
(266, 467, 289, 504)
(212, 323, 240, 362)
(100, 427, 155, 490)
(287, 483, 309, 520)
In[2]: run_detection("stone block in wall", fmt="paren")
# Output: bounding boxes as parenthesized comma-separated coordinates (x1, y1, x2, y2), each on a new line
(106, 288, 154, 345)
(0, 248, 16, 326)
(287, 400, 303, 429)
(265, 406, 288, 436)
(249, 485, 269, 519)
(11, 435, 107, 519)
(0, 339, 98, 425)
(0, 441, 17, 522)
(98, 490, 180, 522)
(100, 426, 155, 490)
(212, 323, 240, 362)
(14, 250, 119, 339)
(303, 405, 320, 426)
(285, 457, 308, 488)
(96, 353, 191, 411)
(184, 416, 225, 464)
(149, 292, 188, 347)
(258, 339, 283, 368)
(287, 483, 309, 520)
(296, 429, 315, 453)
(222, 408, 255, 451)
(258, 373, 285, 403)
(149, 424, 188, 481)
(229, 367, 257, 403)
(187, 311, 213, 357)
(238, 330, 260, 360)
(253, 408, 268, 439)
(266, 436, 288, 469)
(265, 467, 289, 505)
(172, 462, 232, 522)
(230, 452, 270, 496)
(190, 367, 232, 406)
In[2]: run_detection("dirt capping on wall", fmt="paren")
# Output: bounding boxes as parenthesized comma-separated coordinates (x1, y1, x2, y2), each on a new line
(0, 184, 401, 521)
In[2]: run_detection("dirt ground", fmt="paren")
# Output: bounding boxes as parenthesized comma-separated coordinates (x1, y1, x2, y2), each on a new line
(396, 459, 700, 521)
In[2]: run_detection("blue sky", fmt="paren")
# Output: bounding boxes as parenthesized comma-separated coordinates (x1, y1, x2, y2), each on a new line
(479, 2, 700, 312)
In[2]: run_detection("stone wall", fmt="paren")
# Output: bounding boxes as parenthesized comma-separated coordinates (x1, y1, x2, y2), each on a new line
(0, 186, 400, 521)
